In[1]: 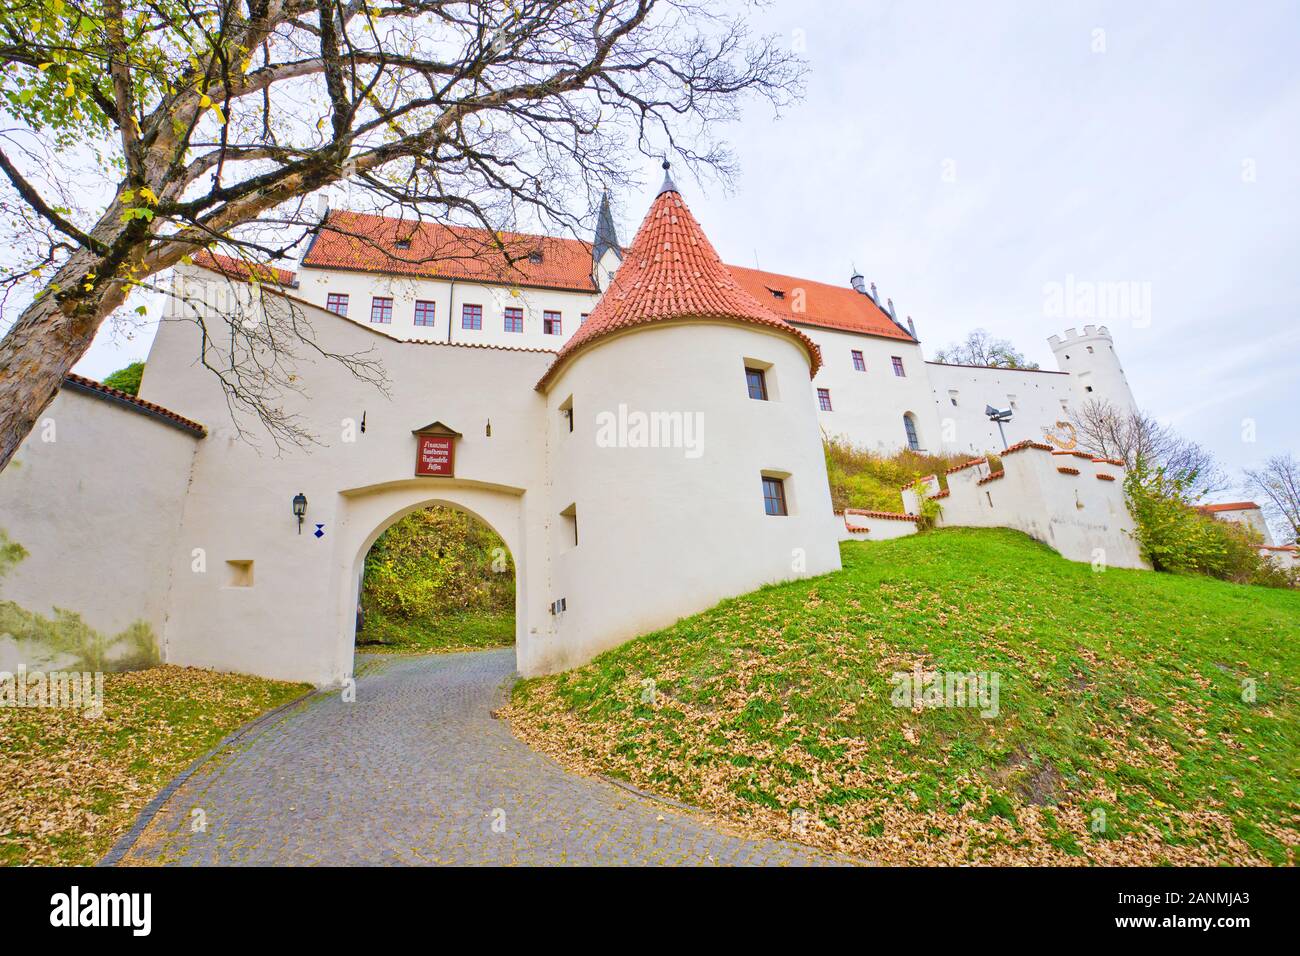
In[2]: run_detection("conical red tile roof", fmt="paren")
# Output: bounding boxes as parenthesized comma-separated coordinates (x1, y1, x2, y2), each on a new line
(536, 178, 821, 390)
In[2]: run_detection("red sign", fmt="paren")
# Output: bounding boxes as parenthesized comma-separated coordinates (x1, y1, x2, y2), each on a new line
(416, 434, 455, 477)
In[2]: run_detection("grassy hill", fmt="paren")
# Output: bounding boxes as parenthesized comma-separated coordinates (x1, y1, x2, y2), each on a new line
(509, 528, 1299, 865)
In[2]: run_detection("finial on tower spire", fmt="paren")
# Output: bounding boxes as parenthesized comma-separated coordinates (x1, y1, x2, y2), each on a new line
(657, 158, 678, 196)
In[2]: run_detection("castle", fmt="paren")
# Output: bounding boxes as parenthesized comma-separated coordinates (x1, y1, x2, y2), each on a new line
(0, 167, 1149, 684)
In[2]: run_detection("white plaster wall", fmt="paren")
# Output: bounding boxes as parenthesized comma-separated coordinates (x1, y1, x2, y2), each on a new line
(916, 449, 1145, 569)
(537, 322, 842, 675)
(800, 326, 939, 453)
(924, 361, 1076, 456)
(840, 512, 919, 541)
(139, 266, 555, 684)
(0, 389, 198, 640)
(295, 266, 598, 351)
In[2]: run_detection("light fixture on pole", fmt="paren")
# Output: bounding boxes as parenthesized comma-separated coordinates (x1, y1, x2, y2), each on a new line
(985, 405, 1013, 450)
(292, 492, 308, 534)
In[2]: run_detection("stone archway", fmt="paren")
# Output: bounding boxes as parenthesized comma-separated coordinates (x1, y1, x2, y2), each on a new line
(330, 481, 529, 685)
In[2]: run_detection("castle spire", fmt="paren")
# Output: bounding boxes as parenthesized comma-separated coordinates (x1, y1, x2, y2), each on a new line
(592, 190, 621, 268)
(657, 159, 678, 196)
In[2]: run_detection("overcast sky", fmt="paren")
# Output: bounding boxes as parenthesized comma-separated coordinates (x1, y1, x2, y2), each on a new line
(75, 0, 1298, 482)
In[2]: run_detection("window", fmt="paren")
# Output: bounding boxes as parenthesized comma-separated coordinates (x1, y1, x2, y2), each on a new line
(543, 310, 562, 335)
(903, 413, 920, 451)
(891, 356, 906, 377)
(762, 477, 788, 516)
(559, 395, 574, 433)
(851, 350, 866, 372)
(768, 288, 785, 300)
(746, 367, 768, 401)
(395, 239, 411, 250)
(817, 388, 833, 412)
(504, 307, 524, 333)
(528, 250, 544, 264)
(325, 293, 349, 316)
(461, 303, 482, 330)
(580, 313, 589, 325)
(370, 296, 393, 324)
(414, 300, 436, 327)
(948, 389, 959, 407)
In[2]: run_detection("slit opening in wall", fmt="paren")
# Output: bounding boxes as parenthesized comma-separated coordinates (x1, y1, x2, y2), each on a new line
(560, 503, 578, 550)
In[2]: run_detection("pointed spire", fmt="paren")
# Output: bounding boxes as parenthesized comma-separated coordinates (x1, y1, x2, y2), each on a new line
(592, 190, 621, 266)
(537, 172, 822, 390)
(657, 159, 678, 196)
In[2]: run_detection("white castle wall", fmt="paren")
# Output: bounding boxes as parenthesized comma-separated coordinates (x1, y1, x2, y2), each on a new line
(295, 264, 599, 351)
(138, 267, 558, 684)
(900, 443, 1146, 569)
(924, 361, 1076, 456)
(540, 321, 842, 674)
(800, 325, 938, 453)
(0, 388, 199, 643)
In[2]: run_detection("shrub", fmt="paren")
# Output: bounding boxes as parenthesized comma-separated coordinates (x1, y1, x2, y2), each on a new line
(1124, 458, 1293, 587)
(361, 507, 514, 621)
(102, 361, 144, 395)
(824, 437, 977, 513)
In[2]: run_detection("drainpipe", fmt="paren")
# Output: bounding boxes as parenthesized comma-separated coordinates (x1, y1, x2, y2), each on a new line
(446, 279, 456, 344)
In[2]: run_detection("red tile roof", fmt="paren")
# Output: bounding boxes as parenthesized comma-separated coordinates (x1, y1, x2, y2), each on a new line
(536, 181, 822, 391)
(301, 209, 599, 293)
(977, 470, 1006, 485)
(1196, 501, 1260, 514)
(194, 251, 298, 287)
(726, 265, 915, 342)
(62, 373, 206, 437)
(845, 508, 920, 522)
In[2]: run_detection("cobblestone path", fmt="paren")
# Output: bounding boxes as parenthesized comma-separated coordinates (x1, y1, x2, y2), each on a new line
(119, 649, 838, 865)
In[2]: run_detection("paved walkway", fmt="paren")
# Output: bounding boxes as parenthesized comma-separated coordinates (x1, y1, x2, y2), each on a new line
(119, 649, 837, 865)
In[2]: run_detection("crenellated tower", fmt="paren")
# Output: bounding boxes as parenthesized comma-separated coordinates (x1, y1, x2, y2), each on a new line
(1047, 325, 1137, 412)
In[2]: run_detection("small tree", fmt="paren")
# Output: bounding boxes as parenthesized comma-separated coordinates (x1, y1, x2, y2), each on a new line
(1243, 454, 1300, 545)
(931, 329, 1039, 369)
(1069, 398, 1227, 496)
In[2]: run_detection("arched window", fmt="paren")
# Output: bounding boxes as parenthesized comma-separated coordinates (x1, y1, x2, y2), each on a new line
(903, 413, 920, 451)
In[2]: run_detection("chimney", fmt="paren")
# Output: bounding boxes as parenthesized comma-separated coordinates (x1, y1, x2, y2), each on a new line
(850, 270, 866, 294)
(886, 297, 898, 321)
(907, 315, 917, 338)
(869, 282, 880, 305)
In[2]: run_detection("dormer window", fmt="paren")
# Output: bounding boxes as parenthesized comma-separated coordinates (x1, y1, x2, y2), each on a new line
(528, 250, 544, 264)
(395, 239, 411, 250)
(768, 288, 785, 300)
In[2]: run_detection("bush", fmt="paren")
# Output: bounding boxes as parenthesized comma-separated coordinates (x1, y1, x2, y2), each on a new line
(824, 437, 977, 513)
(361, 507, 514, 621)
(102, 361, 144, 395)
(1124, 459, 1293, 587)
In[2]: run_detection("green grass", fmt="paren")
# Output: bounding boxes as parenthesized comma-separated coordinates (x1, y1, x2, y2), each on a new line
(0, 666, 307, 866)
(357, 608, 514, 653)
(510, 528, 1300, 865)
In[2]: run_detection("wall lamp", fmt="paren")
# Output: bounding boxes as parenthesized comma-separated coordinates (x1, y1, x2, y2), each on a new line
(292, 492, 308, 534)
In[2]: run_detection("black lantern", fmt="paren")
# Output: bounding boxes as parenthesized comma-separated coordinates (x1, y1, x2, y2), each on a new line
(292, 492, 308, 534)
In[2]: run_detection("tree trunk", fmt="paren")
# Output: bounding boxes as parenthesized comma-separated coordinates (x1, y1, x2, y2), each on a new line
(0, 247, 131, 472)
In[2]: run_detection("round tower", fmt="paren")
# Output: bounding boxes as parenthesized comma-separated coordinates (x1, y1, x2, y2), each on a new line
(530, 164, 841, 673)
(1047, 324, 1137, 412)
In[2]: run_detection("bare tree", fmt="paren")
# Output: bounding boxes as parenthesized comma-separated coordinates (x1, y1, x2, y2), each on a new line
(931, 328, 1039, 369)
(1069, 398, 1227, 496)
(1243, 454, 1300, 544)
(0, 0, 803, 469)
